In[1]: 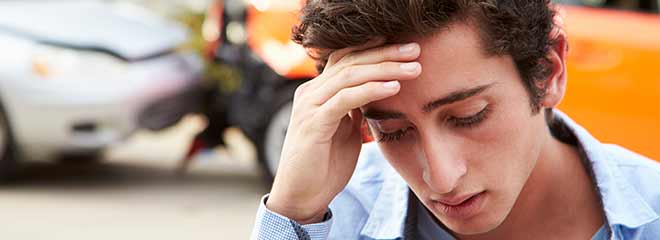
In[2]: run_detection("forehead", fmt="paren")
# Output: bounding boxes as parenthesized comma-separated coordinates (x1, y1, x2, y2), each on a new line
(363, 24, 511, 115)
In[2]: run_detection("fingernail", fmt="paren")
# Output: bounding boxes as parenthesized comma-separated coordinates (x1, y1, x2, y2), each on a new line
(400, 62, 419, 71)
(383, 81, 400, 89)
(399, 43, 418, 53)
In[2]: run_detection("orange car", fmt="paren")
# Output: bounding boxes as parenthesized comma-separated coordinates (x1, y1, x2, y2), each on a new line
(203, 0, 660, 182)
(558, 2, 660, 162)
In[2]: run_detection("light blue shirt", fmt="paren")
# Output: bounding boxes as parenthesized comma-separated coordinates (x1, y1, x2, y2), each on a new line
(251, 110, 660, 239)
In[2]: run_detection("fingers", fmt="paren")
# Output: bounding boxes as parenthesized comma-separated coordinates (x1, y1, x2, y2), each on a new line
(294, 41, 420, 138)
(313, 61, 421, 104)
(325, 38, 386, 67)
(315, 81, 400, 125)
(327, 42, 420, 76)
(348, 108, 363, 131)
(304, 42, 420, 98)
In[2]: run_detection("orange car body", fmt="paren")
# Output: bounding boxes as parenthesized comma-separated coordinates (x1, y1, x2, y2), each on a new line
(242, 3, 660, 160)
(560, 6, 660, 160)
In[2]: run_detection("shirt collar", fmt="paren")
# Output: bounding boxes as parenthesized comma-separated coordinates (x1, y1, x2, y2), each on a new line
(360, 109, 658, 239)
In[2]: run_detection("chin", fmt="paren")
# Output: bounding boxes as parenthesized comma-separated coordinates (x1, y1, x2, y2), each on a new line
(434, 207, 507, 236)
(443, 216, 501, 235)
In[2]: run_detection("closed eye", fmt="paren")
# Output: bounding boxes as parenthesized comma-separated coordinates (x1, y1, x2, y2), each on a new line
(378, 127, 413, 143)
(376, 105, 490, 143)
(447, 105, 490, 128)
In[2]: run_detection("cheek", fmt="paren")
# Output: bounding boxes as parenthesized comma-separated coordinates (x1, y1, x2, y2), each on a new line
(467, 104, 542, 191)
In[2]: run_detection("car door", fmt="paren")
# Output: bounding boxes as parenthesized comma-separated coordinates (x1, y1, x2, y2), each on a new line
(555, 0, 660, 160)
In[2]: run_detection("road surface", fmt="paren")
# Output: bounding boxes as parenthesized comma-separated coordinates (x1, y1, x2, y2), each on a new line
(0, 116, 266, 240)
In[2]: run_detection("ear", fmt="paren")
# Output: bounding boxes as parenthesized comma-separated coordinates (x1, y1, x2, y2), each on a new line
(541, 23, 569, 109)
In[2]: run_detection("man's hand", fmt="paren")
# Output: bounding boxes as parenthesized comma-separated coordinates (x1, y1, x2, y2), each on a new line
(266, 41, 422, 224)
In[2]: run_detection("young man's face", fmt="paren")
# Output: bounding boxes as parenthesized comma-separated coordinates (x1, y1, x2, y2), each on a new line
(362, 23, 552, 235)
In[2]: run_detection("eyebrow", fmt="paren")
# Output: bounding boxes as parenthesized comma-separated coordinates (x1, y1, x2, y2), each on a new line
(362, 83, 493, 121)
(422, 84, 493, 113)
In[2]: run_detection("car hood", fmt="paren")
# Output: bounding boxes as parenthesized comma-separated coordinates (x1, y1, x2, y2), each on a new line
(0, 1, 188, 61)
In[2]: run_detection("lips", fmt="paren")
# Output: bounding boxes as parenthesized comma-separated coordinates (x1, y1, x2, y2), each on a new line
(436, 192, 481, 206)
(430, 191, 487, 220)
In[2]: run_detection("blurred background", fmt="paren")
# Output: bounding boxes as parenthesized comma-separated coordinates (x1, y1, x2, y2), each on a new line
(0, 0, 657, 239)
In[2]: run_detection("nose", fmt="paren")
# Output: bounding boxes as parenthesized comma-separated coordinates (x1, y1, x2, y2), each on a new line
(418, 133, 467, 194)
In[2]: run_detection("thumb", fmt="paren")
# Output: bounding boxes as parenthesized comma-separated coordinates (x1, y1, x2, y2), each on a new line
(349, 109, 363, 131)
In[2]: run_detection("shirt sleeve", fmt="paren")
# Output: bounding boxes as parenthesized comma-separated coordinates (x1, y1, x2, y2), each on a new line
(250, 194, 333, 240)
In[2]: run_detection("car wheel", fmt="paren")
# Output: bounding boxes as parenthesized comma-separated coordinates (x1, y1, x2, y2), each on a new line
(256, 85, 297, 186)
(0, 103, 17, 183)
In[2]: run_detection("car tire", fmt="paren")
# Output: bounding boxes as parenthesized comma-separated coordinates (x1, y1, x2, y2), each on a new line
(256, 84, 298, 187)
(0, 102, 17, 183)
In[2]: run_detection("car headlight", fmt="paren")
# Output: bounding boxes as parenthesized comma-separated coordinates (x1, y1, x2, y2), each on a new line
(31, 44, 128, 80)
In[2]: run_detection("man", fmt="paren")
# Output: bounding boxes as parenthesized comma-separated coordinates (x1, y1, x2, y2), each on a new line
(251, 0, 660, 239)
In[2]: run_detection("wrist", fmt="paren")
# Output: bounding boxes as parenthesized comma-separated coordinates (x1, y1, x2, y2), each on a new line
(266, 194, 328, 224)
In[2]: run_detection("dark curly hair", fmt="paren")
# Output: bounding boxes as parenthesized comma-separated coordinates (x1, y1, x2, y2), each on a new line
(292, 0, 558, 112)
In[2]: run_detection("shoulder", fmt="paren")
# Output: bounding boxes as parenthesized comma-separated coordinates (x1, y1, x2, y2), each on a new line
(327, 142, 391, 238)
(350, 142, 391, 188)
(602, 144, 660, 234)
(331, 142, 390, 210)
(603, 144, 660, 192)
(604, 144, 660, 169)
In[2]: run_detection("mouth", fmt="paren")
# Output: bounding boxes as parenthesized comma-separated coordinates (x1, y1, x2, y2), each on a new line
(431, 191, 487, 220)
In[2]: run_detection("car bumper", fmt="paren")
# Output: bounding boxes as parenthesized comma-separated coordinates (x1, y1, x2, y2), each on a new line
(138, 83, 202, 131)
(3, 52, 203, 161)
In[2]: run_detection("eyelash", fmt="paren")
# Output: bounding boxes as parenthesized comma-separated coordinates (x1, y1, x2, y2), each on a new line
(447, 105, 490, 128)
(377, 106, 491, 143)
(378, 127, 414, 143)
